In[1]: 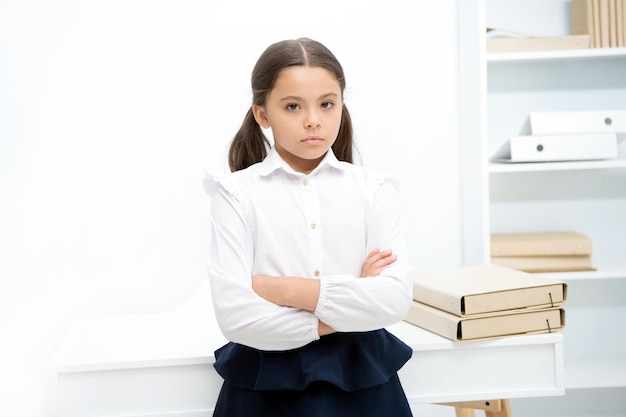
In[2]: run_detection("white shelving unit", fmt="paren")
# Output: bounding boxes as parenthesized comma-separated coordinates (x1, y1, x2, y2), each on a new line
(459, 1, 626, 416)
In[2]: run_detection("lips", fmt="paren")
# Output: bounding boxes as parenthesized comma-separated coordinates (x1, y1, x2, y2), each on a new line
(302, 136, 323, 144)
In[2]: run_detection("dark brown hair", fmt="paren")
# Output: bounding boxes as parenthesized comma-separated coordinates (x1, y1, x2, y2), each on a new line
(228, 38, 354, 172)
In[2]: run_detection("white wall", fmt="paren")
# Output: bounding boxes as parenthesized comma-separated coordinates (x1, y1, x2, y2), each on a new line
(0, 1, 461, 415)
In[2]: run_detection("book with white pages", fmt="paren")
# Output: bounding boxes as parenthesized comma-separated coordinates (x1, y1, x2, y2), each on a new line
(491, 133, 618, 163)
(405, 301, 565, 342)
(530, 109, 626, 135)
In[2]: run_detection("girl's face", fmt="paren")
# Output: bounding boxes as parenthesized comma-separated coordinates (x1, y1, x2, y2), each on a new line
(253, 66, 343, 174)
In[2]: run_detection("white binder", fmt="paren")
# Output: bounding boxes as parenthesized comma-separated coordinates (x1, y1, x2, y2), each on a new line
(491, 134, 618, 163)
(530, 109, 626, 135)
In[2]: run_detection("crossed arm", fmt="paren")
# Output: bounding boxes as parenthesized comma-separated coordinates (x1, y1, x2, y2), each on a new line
(252, 248, 397, 336)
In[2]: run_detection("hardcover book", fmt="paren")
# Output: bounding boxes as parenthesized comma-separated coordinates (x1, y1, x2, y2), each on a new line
(491, 231, 593, 257)
(405, 301, 565, 341)
(411, 264, 567, 316)
(571, 0, 597, 47)
(491, 255, 594, 273)
(486, 34, 590, 53)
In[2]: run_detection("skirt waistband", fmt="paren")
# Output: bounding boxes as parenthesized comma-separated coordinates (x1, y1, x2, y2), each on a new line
(213, 328, 413, 392)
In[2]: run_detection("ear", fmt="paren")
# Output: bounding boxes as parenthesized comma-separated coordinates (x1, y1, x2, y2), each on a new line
(252, 105, 271, 129)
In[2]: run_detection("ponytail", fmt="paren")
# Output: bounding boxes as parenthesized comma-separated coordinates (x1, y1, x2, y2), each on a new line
(228, 107, 270, 172)
(332, 104, 354, 163)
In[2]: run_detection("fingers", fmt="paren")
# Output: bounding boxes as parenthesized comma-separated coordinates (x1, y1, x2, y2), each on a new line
(371, 250, 397, 270)
(360, 248, 397, 277)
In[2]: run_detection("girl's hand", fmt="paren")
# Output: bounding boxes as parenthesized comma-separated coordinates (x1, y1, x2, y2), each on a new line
(318, 320, 335, 336)
(360, 248, 396, 278)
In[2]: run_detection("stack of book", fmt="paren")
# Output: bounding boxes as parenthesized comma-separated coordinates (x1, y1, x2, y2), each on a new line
(404, 264, 567, 342)
(487, 0, 626, 53)
(491, 109, 623, 163)
(490, 231, 594, 273)
(572, 0, 626, 48)
(486, 27, 590, 54)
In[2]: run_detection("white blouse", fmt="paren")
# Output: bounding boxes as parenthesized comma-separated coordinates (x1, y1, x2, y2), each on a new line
(203, 147, 412, 351)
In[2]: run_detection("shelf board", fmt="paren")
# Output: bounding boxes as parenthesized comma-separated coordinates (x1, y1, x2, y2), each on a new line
(488, 159, 626, 173)
(487, 47, 626, 63)
(565, 361, 626, 389)
(531, 264, 626, 281)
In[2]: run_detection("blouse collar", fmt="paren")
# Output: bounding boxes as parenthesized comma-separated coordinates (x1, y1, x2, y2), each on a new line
(258, 146, 346, 177)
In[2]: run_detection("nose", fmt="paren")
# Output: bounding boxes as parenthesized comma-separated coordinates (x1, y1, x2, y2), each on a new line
(304, 110, 321, 129)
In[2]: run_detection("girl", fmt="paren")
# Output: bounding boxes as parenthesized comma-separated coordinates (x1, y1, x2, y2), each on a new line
(204, 37, 414, 417)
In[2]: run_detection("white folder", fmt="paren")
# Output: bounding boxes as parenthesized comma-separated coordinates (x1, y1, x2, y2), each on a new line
(491, 133, 618, 163)
(530, 109, 626, 135)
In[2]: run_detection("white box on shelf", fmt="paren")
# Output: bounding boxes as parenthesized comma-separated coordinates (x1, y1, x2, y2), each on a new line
(530, 110, 626, 135)
(491, 133, 618, 163)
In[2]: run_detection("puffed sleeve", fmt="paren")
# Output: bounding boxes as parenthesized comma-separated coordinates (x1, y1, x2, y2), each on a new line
(204, 171, 320, 351)
(313, 174, 412, 331)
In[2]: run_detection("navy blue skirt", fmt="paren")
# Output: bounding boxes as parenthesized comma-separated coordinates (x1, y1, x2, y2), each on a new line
(212, 329, 414, 417)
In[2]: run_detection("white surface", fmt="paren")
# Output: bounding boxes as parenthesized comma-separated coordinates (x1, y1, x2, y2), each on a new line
(532, 266, 626, 281)
(488, 47, 626, 62)
(492, 134, 618, 163)
(52, 281, 564, 417)
(489, 158, 626, 173)
(393, 322, 564, 403)
(458, 0, 490, 266)
(566, 361, 626, 389)
(530, 110, 626, 135)
(51, 280, 223, 373)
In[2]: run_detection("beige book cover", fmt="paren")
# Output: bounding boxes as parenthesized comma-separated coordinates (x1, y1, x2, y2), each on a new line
(601, 0, 611, 47)
(486, 34, 590, 53)
(617, 0, 625, 46)
(594, 0, 602, 47)
(404, 301, 565, 342)
(621, 0, 626, 47)
(491, 231, 592, 257)
(571, 0, 596, 47)
(610, 0, 618, 46)
(491, 255, 594, 273)
(411, 264, 567, 317)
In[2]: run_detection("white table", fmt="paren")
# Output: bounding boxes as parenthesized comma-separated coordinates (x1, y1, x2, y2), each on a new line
(50, 281, 564, 417)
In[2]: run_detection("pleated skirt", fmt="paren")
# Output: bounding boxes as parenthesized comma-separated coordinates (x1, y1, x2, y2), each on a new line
(212, 329, 414, 417)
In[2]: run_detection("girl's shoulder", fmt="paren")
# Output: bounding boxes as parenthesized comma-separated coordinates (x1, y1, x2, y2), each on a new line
(338, 162, 401, 193)
(202, 164, 260, 199)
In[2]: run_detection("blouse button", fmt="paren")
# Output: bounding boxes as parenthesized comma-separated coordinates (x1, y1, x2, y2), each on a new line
(314, 269, 320, 277)
(302, 179, 309, 186)
(311, 223, 317, 229)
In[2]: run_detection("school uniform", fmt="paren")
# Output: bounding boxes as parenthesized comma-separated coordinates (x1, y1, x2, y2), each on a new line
(204, 147, 413, 416)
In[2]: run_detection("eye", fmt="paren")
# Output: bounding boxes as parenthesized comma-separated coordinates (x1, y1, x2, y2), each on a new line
(286, 103, 300, 111)
(321, 101, 334, 109)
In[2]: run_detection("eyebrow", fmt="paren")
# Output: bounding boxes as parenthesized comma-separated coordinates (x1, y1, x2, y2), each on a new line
(279, 92, 340, 102)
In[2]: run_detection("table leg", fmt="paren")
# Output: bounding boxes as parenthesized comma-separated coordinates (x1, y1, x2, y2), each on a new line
(454, 406, 476, 417)
(485, 399, 512, 417)
(438, 399, 512, 417)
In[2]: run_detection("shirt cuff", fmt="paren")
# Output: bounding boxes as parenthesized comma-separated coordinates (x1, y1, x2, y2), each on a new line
(313, 274, 353, 325)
